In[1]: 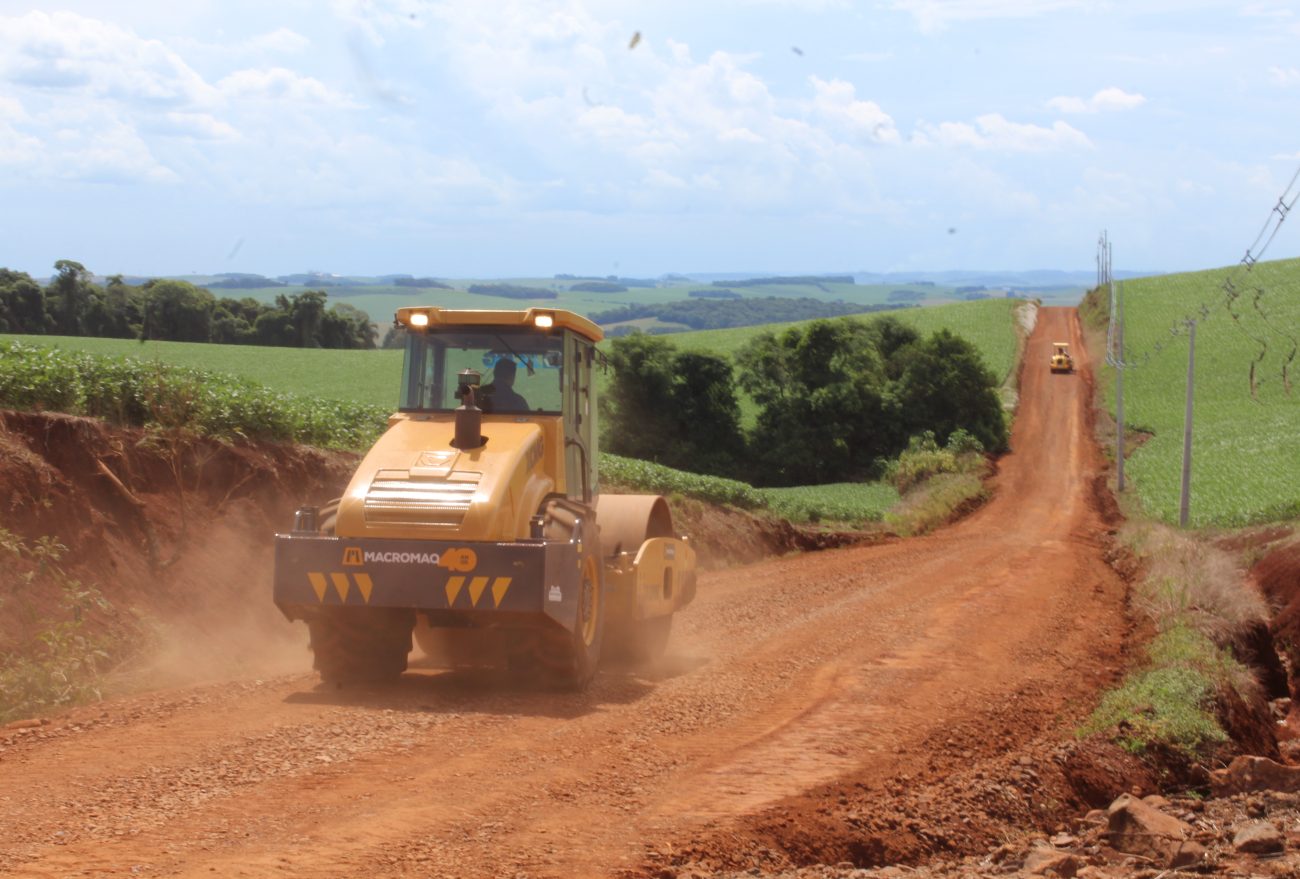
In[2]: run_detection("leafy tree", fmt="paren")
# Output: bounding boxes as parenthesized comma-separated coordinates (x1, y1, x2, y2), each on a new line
(48, 260, 93, 336)
(282, 290, 327, 347)
(737, 319, 890, 485)
(603, 334, 675, 462)
(253, 309, 293, 346)
(138, 280, 215, 342)
(736, 319, 1006, 484)
(891, 329, 1008, 452)
(603, 333, 745, 478)
(84, 275, 141, 339)
(0, 269, 48, 334)
(323, 303, 377, 349)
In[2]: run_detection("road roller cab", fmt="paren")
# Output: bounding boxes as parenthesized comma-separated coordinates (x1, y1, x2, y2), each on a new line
(273, 306, 697, 689)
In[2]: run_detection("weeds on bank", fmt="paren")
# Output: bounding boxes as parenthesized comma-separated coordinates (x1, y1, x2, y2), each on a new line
(0, 528, 117, 724)
(884, 430, 991, 536)
(1082, 524, 1264, 755)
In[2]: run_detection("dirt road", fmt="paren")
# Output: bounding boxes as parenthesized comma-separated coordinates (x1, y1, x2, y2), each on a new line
(0, 307, 1129, 878)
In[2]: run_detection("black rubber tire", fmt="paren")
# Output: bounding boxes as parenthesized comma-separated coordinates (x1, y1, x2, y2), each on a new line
(545, 549, 605, 691)
(308, 606, 415, 685)
(306, 498, 414, 685)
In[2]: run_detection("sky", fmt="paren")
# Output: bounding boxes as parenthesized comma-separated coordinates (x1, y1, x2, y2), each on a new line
(1, 0, 1299, 279)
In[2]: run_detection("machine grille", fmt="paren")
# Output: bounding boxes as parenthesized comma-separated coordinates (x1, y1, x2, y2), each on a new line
(363, 474, 480, 527)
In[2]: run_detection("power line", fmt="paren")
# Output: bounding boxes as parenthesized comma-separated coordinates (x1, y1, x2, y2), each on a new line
(1106, 158, 1300, 390)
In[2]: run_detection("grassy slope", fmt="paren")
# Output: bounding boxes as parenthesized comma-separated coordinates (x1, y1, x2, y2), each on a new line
(1098, 256, 1300, 526)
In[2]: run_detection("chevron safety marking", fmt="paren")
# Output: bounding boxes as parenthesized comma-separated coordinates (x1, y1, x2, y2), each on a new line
(354, 573, 374, 603)
(308, 573, 329, 602)
(445, 575, 466, 606)
(303, 572, 514, 608)
(467, 576, 490, 606)
(330, 573, 350, 602)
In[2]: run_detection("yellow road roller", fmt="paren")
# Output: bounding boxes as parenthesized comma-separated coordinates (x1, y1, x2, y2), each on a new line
(1050, 342, 1075, 374)
(273, 307, 697, 689)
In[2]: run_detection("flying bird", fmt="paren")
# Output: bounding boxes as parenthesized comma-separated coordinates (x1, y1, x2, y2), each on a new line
(629, 31, 641, 49)
(791, 46, 803, 56)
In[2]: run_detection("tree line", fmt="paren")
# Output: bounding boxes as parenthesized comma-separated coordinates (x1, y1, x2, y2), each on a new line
(0, 261, 377, 349)
(595, 297, 909, 332)
(602, 316, 1008, 486)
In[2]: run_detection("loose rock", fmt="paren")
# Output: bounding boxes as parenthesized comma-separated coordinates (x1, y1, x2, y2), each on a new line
(1232, 820, 1285, 855)
(1105, 793, 1206, 869)
(1211, 756, 1300, 796)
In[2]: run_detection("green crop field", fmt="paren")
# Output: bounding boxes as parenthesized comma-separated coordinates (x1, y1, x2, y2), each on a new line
(1099, 256, 1300, 527)
(0, 334, 404, 405)
(759, 481, 901, 524)
(673, 296, 1024, 385)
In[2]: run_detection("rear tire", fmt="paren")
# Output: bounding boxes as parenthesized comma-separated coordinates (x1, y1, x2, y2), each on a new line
(308, 606, 415, 685)
(306, 498, 414, 685)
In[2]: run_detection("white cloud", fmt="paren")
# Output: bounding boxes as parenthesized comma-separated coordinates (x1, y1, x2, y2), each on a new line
(0, 94, 29, 123)
(155, 112, 240, 141)
(400, 2, 903, 215)
(1268, 66, 1300, 85)
(0, 10, 216, 106)
(245, 28, 311, 54)
(807, 76, 901, 144)
(889, 0, 1099, 33)
(916, 113, 1092, 151)
(1047, 86, 1146, 114)
(218, 67, 354, 105)
(9, 105, 177, 183)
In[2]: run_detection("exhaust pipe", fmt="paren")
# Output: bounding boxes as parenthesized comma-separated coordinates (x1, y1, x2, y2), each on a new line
(452, 369, 486, 450)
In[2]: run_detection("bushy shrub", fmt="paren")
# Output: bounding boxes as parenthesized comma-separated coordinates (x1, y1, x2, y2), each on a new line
(894, 430, 985, 493)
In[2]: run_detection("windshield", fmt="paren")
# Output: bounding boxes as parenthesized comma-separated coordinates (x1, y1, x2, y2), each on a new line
(400, 328, 564, 414)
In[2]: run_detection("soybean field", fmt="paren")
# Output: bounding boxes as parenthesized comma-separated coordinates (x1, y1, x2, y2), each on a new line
(1098, 256, 1300, 527)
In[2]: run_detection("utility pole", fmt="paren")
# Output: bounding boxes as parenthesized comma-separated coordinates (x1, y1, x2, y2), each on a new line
(1179, 320, 1197, 527)
(1115, 279, 1125, 492)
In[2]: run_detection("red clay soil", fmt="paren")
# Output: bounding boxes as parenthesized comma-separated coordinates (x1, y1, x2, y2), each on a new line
(0, 308, 1137, 879)
(1253, 539, 1300, 724)
(0, 411, 355, 675)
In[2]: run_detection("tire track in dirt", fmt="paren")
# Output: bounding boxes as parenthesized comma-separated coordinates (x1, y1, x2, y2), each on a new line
(0, 307, 1128, 879)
